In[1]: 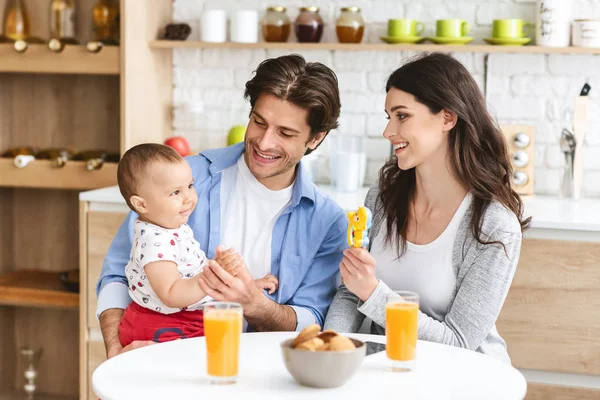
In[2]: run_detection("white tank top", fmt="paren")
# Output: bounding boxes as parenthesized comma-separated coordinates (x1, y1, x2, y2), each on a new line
(370, 193, 472, 322)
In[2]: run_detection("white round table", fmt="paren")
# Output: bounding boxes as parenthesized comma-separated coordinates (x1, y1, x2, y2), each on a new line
(93, 332, 527, 400)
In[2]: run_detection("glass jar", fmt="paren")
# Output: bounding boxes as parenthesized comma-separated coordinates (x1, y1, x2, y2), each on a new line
(294, 6, 323, 43)
(336, 6, 364, 43)
(262, 6, 291, 42)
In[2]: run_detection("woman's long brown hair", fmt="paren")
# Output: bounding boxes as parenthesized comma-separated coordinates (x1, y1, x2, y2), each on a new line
(379, 53, 531, 255)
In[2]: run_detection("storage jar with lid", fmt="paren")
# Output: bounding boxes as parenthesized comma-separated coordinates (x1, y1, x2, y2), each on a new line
(262, 6, 291, 42)
(294, 6, 323, 43)
(336, 6, 364, 43)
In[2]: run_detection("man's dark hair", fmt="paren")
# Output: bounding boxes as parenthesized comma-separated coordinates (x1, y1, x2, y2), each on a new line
(244, 54, 341, 155)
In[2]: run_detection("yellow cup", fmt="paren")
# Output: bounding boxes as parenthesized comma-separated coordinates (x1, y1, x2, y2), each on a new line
(386, 291, 419, 372)
(204, 302, 243, 384)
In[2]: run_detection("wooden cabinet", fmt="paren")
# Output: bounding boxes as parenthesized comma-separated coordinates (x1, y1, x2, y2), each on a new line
(498, 237, 600, 399)
(0, 0, 172, 397)
(79, 207, 128, 399)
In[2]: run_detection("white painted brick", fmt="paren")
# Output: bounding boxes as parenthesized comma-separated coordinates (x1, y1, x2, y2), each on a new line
(487, 96, 544, 120)
(510, 76, 562, 97)
(366, 114, 388, 138)
(334, 51, 401, 71)
(548, 55, 600, 77)
(534, 168, 561, 195)
(585, 124, 600, 146)
(450, 52, 474, 73)
(172, 88, 204, 108)
(365, 159, 386, 186)
(177, 130, 227, 153)
(173, 67, 234, 88)
(572, 2, 600, 20)
(472, 74, 485, 94)
(583, 171, 600, 196)
(173, 0, 204, 21)
(584, 147, 600, 170)
(341, 92, 386, 113)
(173, 48, 201, 68)
(546, 99, 573, 123)
(534, 145, 545, 168)
(475, 3, 535, 25)
(368, 1, 404, 22)
(545, 144, 564, 168)
(202, 49, 267, 69)
(234, 69, 252, 90)
(488, 54, 545, 76)
(202, 0, 238, 13)
(202, 88, 247, 110)
(406, 1, 477, 27)
(514, 0, 536, 3)
(367, 71, 389, 92)
(473, 53, 486, 75)
(365, 23, 387, 44)
(336, 71, 367, 92)
(535, 121, 562, 145)
(486, 77, 510, 96)
(365, 138, 391, 161)
(337, 114, 366, 135)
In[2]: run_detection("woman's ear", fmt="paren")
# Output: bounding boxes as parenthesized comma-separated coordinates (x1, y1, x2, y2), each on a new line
(130, 195, 148, 215)
(442, 109, 458, 132)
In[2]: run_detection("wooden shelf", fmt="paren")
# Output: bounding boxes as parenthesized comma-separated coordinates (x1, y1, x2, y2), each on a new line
(0, 391, 78, 400)
(0, 44, 120, 75)
(0, 270, 78, 309)
(0, 159, 117, 190)
(149, 40, 600, 54)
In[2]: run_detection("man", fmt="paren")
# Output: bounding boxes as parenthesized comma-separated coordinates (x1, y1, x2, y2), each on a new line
(97, 54, 348, 358)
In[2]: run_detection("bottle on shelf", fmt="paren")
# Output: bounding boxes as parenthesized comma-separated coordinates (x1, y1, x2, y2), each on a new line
(35, 148, 74, 168)
(73, 150, 120, 171)
(48, 0, 78, 52)
(88, 0, 119, 51)
(3, 0, 29, 42)
(2, 146, 36, 168)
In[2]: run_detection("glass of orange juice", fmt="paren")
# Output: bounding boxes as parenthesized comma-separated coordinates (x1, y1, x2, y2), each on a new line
(386, 291, 419, 372)
(204, 301, 243, 384)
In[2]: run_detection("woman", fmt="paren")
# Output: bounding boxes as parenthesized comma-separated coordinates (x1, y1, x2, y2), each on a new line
(324, 53, 530, 364)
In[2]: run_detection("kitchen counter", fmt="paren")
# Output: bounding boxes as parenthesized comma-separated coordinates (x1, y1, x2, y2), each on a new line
(80, 185, 600, 235)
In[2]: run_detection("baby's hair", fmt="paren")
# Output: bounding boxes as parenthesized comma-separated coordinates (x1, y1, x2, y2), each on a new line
(117, 143, 184, 211)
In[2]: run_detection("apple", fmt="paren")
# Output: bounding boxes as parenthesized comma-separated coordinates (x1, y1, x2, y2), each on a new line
(227, 125, 246, 146)
(164, 136, 190, 157)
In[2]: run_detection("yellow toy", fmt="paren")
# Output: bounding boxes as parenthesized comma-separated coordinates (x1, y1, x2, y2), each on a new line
(347, 206, 372, 248)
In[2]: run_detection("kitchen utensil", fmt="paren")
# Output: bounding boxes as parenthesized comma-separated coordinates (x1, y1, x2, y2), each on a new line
(571, 83, 592, 199)
(560, 128, 576, 198)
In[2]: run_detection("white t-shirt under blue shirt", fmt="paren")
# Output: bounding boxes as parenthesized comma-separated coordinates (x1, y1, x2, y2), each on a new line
(219, 156, 293, 280)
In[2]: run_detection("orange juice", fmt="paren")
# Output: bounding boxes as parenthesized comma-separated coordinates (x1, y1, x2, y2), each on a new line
(386, 302, 418, 361)
(204, 308, 242, 378)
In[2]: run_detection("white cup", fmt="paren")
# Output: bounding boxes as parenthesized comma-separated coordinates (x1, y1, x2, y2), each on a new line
(536, 0, 571, 47)
(572, 19, 600, 48)
(230, 10, 259, 43)
(201, 9, 227, 43)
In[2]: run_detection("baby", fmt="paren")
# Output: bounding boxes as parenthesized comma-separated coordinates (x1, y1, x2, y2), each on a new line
(116, 143, 278, 346)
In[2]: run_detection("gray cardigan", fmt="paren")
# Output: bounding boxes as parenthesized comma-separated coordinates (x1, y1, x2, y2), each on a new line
(324, 182, 523, 364)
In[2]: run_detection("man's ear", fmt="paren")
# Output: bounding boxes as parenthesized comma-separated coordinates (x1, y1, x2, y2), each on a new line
(307, 131, 327, 150)
(442, 109, 458, 132)
(130, 195, 148, 214)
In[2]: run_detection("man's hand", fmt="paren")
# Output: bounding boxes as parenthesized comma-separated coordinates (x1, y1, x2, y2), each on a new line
(107, 340, 155, 359)
(99, 308, 155, 359)
(198, 260, 263, 313)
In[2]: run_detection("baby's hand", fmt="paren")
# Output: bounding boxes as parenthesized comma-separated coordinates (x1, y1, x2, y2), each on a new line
(213, 246, 244, 277)
(255, 274, 279, 295)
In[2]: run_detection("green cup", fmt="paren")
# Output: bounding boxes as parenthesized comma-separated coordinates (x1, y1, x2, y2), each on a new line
(492, 19, 533, 38)
(387, 19, 425, 37)
(436, 19, 470, 38)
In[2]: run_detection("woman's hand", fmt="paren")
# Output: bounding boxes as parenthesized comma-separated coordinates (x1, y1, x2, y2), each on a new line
(340, 247, 379, 302)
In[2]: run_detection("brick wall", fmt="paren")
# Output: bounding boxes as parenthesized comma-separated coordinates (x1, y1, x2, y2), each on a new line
(171, 0, 600, 197)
